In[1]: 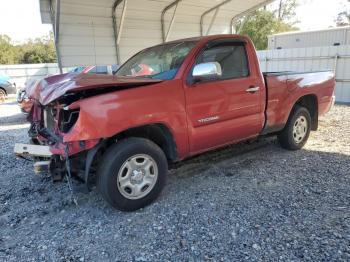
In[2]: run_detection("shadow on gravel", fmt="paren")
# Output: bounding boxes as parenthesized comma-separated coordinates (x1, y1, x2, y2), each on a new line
(0, 113, 27, 125)
(169, 137, 277, 177)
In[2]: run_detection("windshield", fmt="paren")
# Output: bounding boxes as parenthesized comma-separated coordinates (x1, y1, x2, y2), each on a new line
(115, 41, 197, 80)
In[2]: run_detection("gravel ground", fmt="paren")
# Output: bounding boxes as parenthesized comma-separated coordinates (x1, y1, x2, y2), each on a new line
(0, 100, 349, 262)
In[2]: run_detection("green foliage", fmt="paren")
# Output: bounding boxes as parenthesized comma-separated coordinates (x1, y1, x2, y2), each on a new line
(238, 10, 298, 50)
(335, 0, 350, 27)
(336, 11, 350, 26)
(237, 0, 299, 50)
(0, 33, 56, 65)
(0, 35, 17, 64)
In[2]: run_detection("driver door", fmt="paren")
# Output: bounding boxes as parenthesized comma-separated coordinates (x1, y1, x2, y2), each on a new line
(185, 40, 265, 154)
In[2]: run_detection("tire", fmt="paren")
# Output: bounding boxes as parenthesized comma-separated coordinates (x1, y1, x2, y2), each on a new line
(97, 137, 168, 211)
(0, 88, 6, 103)
(278, 105, 311, 150)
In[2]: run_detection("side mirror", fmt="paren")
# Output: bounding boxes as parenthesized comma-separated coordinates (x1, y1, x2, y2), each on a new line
(192, 62, 222, 83)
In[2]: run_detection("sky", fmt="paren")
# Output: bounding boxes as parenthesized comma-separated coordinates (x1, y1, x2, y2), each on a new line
(295, 0, 349, 30)
(0, 0, 349, 43)
(0, 0, 52, 43)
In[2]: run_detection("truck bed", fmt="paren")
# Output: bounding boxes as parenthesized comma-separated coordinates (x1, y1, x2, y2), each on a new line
(262, 70, 335, 134)
(263, 70, 332, 77)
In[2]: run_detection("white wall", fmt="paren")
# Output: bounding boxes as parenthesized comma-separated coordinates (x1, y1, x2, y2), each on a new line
(0, 64, 74, 89)
(0, 63, 60, 89)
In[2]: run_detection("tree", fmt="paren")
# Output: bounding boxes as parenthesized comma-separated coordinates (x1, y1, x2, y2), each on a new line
(238, 10, 298, 50)
(0, 33, 56, 65)
(0, 35, 17, 64)
(335, 0, 350, 27)
(236, 0, 299, 50)
(18, 33, 57, 64)
(277, 0, 298, 22)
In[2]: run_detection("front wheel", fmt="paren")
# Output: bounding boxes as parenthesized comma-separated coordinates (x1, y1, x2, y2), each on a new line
(278, 105, 311, 150)
(97, 137, 168, 211)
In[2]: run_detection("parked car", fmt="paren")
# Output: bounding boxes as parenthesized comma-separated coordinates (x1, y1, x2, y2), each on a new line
(15, 35, 335, 211)
(0, 75, 16, 102)
(69, 65, 119, 75)
(17, 65, 119, 113)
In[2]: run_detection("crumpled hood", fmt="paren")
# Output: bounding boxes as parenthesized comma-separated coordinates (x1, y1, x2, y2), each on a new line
(27, 72, 163, 105)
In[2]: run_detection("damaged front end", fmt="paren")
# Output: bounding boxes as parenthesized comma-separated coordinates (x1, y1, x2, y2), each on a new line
(14, 72, 163, 198)
(28, 102, 99, 156)
(15, 96, 100, 189)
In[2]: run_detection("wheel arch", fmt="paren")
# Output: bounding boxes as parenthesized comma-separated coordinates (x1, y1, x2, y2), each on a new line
(292, 94, 318, 131)
(112, 123, 178, 162)
(0, 87, 7, 95)
(82, 123, 178, 190)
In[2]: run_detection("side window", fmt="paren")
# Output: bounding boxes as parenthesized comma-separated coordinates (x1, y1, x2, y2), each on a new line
(195, 43, 249, 80)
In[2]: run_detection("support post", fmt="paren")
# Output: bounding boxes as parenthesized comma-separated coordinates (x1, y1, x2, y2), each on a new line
(206, 7, 220, 36)
(112, 0, 127, 64)
(200, 0, 232, 36)
(161, 0, 182, 43)
(333, 54, 339, 74)
(236, 17, 247, 34)
(50, 0, 63, 74)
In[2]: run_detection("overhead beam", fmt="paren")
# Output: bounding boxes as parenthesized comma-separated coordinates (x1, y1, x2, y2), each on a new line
(161, 0, 182, 42)
(230, 0, 276, 34)
(200, 0, 232, 36)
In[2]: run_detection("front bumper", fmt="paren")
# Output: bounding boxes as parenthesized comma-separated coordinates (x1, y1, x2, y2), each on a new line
(14, 143, 52, 158)
(14, 143, 52, 174)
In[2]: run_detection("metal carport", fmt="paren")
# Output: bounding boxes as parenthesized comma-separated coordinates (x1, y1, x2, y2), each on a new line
(39, 0, 275, 71)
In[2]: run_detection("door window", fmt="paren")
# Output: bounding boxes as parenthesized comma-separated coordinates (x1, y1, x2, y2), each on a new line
(195, 43, 249, 80)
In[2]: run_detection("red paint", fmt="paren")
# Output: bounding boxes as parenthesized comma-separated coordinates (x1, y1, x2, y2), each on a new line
(28, 73, 163, 106)
(19, 98, 33, 113)
(27, 35, 335, 159)
(50, 139, 100, 156)
(264, 71, 335, 128)
(19, 66, 120, 112)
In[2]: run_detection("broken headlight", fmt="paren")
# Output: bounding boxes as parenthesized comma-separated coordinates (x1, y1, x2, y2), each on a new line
(59, 108, 80, 133)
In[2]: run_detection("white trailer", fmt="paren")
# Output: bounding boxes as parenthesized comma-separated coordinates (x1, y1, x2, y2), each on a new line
(268, 26, 350, 50)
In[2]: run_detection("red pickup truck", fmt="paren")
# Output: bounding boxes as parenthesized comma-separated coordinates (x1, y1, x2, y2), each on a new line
(15, 35, 335, 211)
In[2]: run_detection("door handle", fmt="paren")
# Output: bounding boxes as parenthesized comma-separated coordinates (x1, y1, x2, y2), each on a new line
(246, 86, 260, 93)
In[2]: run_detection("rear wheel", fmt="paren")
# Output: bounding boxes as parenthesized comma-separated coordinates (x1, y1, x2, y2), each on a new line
(97, 137, 168, 211)
(278, 105, 311, 150)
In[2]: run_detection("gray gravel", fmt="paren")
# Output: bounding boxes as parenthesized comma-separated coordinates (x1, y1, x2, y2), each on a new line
(0, 100, 349, 262)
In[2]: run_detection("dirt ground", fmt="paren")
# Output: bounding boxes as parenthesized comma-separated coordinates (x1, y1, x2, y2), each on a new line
(0, 100, 349, 261)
